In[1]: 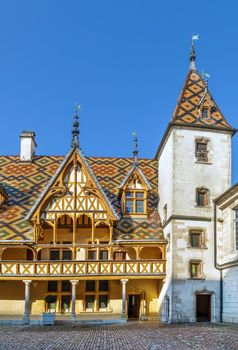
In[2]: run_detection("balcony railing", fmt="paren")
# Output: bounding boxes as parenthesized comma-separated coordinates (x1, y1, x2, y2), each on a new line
(0, 259, 166, 278)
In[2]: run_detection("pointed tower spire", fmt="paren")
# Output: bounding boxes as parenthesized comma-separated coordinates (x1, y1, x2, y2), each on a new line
(132, 131, 138, 164)
(189, 35, 199, 70)
(71, 104, 80, 148)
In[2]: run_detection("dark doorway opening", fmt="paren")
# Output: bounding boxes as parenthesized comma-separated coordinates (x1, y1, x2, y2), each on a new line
(196, 294, 211, 322)
(128, 294, 140, 319)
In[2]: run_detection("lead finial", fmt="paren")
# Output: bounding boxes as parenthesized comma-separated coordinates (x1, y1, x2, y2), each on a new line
(71, 104, 81, 148)
(190, 34, 199, 70)
(132, 131, 138, 164)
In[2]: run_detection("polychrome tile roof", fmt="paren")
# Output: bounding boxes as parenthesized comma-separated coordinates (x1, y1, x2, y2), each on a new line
(0, 155, 163, 242)
(172, 69, 233, 130)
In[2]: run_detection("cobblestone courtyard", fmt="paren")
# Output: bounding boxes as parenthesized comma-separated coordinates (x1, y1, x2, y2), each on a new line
(0, 322, 237, 350)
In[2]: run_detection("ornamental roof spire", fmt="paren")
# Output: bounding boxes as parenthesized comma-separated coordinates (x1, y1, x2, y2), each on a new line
(132, 131, 138, 164)
(189, 34, 199, 70)
(71, 104, 81, 148)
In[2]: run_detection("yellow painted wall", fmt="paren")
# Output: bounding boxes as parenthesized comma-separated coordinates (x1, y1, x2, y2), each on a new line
(0, 279, 162, 319)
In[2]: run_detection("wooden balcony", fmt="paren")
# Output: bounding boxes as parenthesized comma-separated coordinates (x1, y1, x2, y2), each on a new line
(0, 259, 166, 280)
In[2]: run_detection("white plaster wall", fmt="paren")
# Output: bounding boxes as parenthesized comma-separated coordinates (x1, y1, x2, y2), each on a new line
(172, 128, 231, 216)
(223, 266, 238, 323)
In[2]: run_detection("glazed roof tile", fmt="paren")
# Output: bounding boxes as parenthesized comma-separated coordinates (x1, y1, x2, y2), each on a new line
(172, 69, 234, 130)
(0, 154, 163, 242)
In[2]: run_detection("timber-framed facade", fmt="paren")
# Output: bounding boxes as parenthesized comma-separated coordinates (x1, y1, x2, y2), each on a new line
(0, 125, 166, 323)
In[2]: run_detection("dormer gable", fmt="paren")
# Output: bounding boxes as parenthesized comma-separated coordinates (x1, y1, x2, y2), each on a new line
(119, 164, 152, 216)
(26, 147, 120, 240)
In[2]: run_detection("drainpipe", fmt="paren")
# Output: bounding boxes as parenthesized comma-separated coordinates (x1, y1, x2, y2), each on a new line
(213, 201, 223, 323)
(214, 202, 224, 323)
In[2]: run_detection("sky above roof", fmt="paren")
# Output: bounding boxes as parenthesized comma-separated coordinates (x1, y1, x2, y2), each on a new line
(0, 0, 238, 182)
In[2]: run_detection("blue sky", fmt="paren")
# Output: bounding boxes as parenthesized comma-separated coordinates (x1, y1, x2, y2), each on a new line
(1, 1, 238, 181)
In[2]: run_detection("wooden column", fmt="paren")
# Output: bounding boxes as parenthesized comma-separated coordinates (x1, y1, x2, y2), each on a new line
(70, 280, 79, 321)
(53, 215, 57, 244)
(91, 216, 95, 243)
(121, 279, 128, 320)
(23, 280, 32, 324)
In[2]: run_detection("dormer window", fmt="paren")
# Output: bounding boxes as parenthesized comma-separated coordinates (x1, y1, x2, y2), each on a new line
(119, 165, 151, 216)
(125, 191, 145, 214)
(201, 107, 209, 119)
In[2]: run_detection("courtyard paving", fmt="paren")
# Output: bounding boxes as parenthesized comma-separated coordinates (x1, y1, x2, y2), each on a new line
(0, 322, 237, 350)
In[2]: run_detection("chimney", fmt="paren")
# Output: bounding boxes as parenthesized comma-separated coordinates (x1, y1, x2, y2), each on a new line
(20, 131, 37, 162)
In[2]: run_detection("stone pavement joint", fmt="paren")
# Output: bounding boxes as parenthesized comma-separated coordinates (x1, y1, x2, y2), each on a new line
(0, 322, 238, 350)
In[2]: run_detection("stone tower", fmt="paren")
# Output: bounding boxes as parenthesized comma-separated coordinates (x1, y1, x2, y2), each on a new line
(156, 44, 236, 322)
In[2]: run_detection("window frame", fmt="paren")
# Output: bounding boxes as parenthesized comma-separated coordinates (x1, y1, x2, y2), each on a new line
(84, 280, 109, 312)
(195, 138, 209, 163)
(196, 188, 209, 207)
(189, 260, 204, 279)
(189, 230, 205, 248)
(124, 190, 146, 214)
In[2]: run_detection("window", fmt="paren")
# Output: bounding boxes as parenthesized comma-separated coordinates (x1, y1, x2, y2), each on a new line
(234, 209, 238, 250)
(86, 281, 96, 291)
(113, 252, 126, 260)
(201, 107, 209, 119)
(48, 281, 57, 292)
(125, 191, 145, 214)
(88, 250, 97, 260)
(86, 295, 95, 309)
(196, 188, 209, 207)
(62, 280, 71, 292)
(50, 250, 60, 261)
(99, 280, 108, 291)
(195, 139, 208, 162)
(190, 260, 203, 279)
(49, 249, 72, 261)
(99, 250, 108, 261)
(62, 250, 72, 260)
(99, 295, 108, 309)
(85, 280, 109, 312)
(190, 231, 204, 248)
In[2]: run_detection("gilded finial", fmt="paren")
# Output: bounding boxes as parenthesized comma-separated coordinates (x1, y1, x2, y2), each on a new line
(132, 131, 138, 164)
(71, 104, 81, 148)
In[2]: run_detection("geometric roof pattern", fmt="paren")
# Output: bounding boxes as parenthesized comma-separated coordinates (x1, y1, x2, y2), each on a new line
(172, 69, 233, 130)
(0, 155, 163, 242)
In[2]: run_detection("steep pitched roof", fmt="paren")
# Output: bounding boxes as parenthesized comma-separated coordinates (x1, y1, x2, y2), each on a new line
(119, 162, 152, 190)
(172, 69, 234, 130)
(0, 155, 162, 242)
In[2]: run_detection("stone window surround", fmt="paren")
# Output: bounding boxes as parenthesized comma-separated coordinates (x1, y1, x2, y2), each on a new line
(195, 187, 210, 208)
(188, 259, 205, 280)
(194, 137, 212, 164)
(188, 229, 207, 249)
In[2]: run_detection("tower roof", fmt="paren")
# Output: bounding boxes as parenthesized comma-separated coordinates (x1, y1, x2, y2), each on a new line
(171, 69, 233, 129)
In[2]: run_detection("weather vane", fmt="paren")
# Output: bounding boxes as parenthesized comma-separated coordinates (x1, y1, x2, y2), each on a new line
(202, 70, 211, 87)
(192, 34, 199, 45)
(75, 103, 81, 112)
